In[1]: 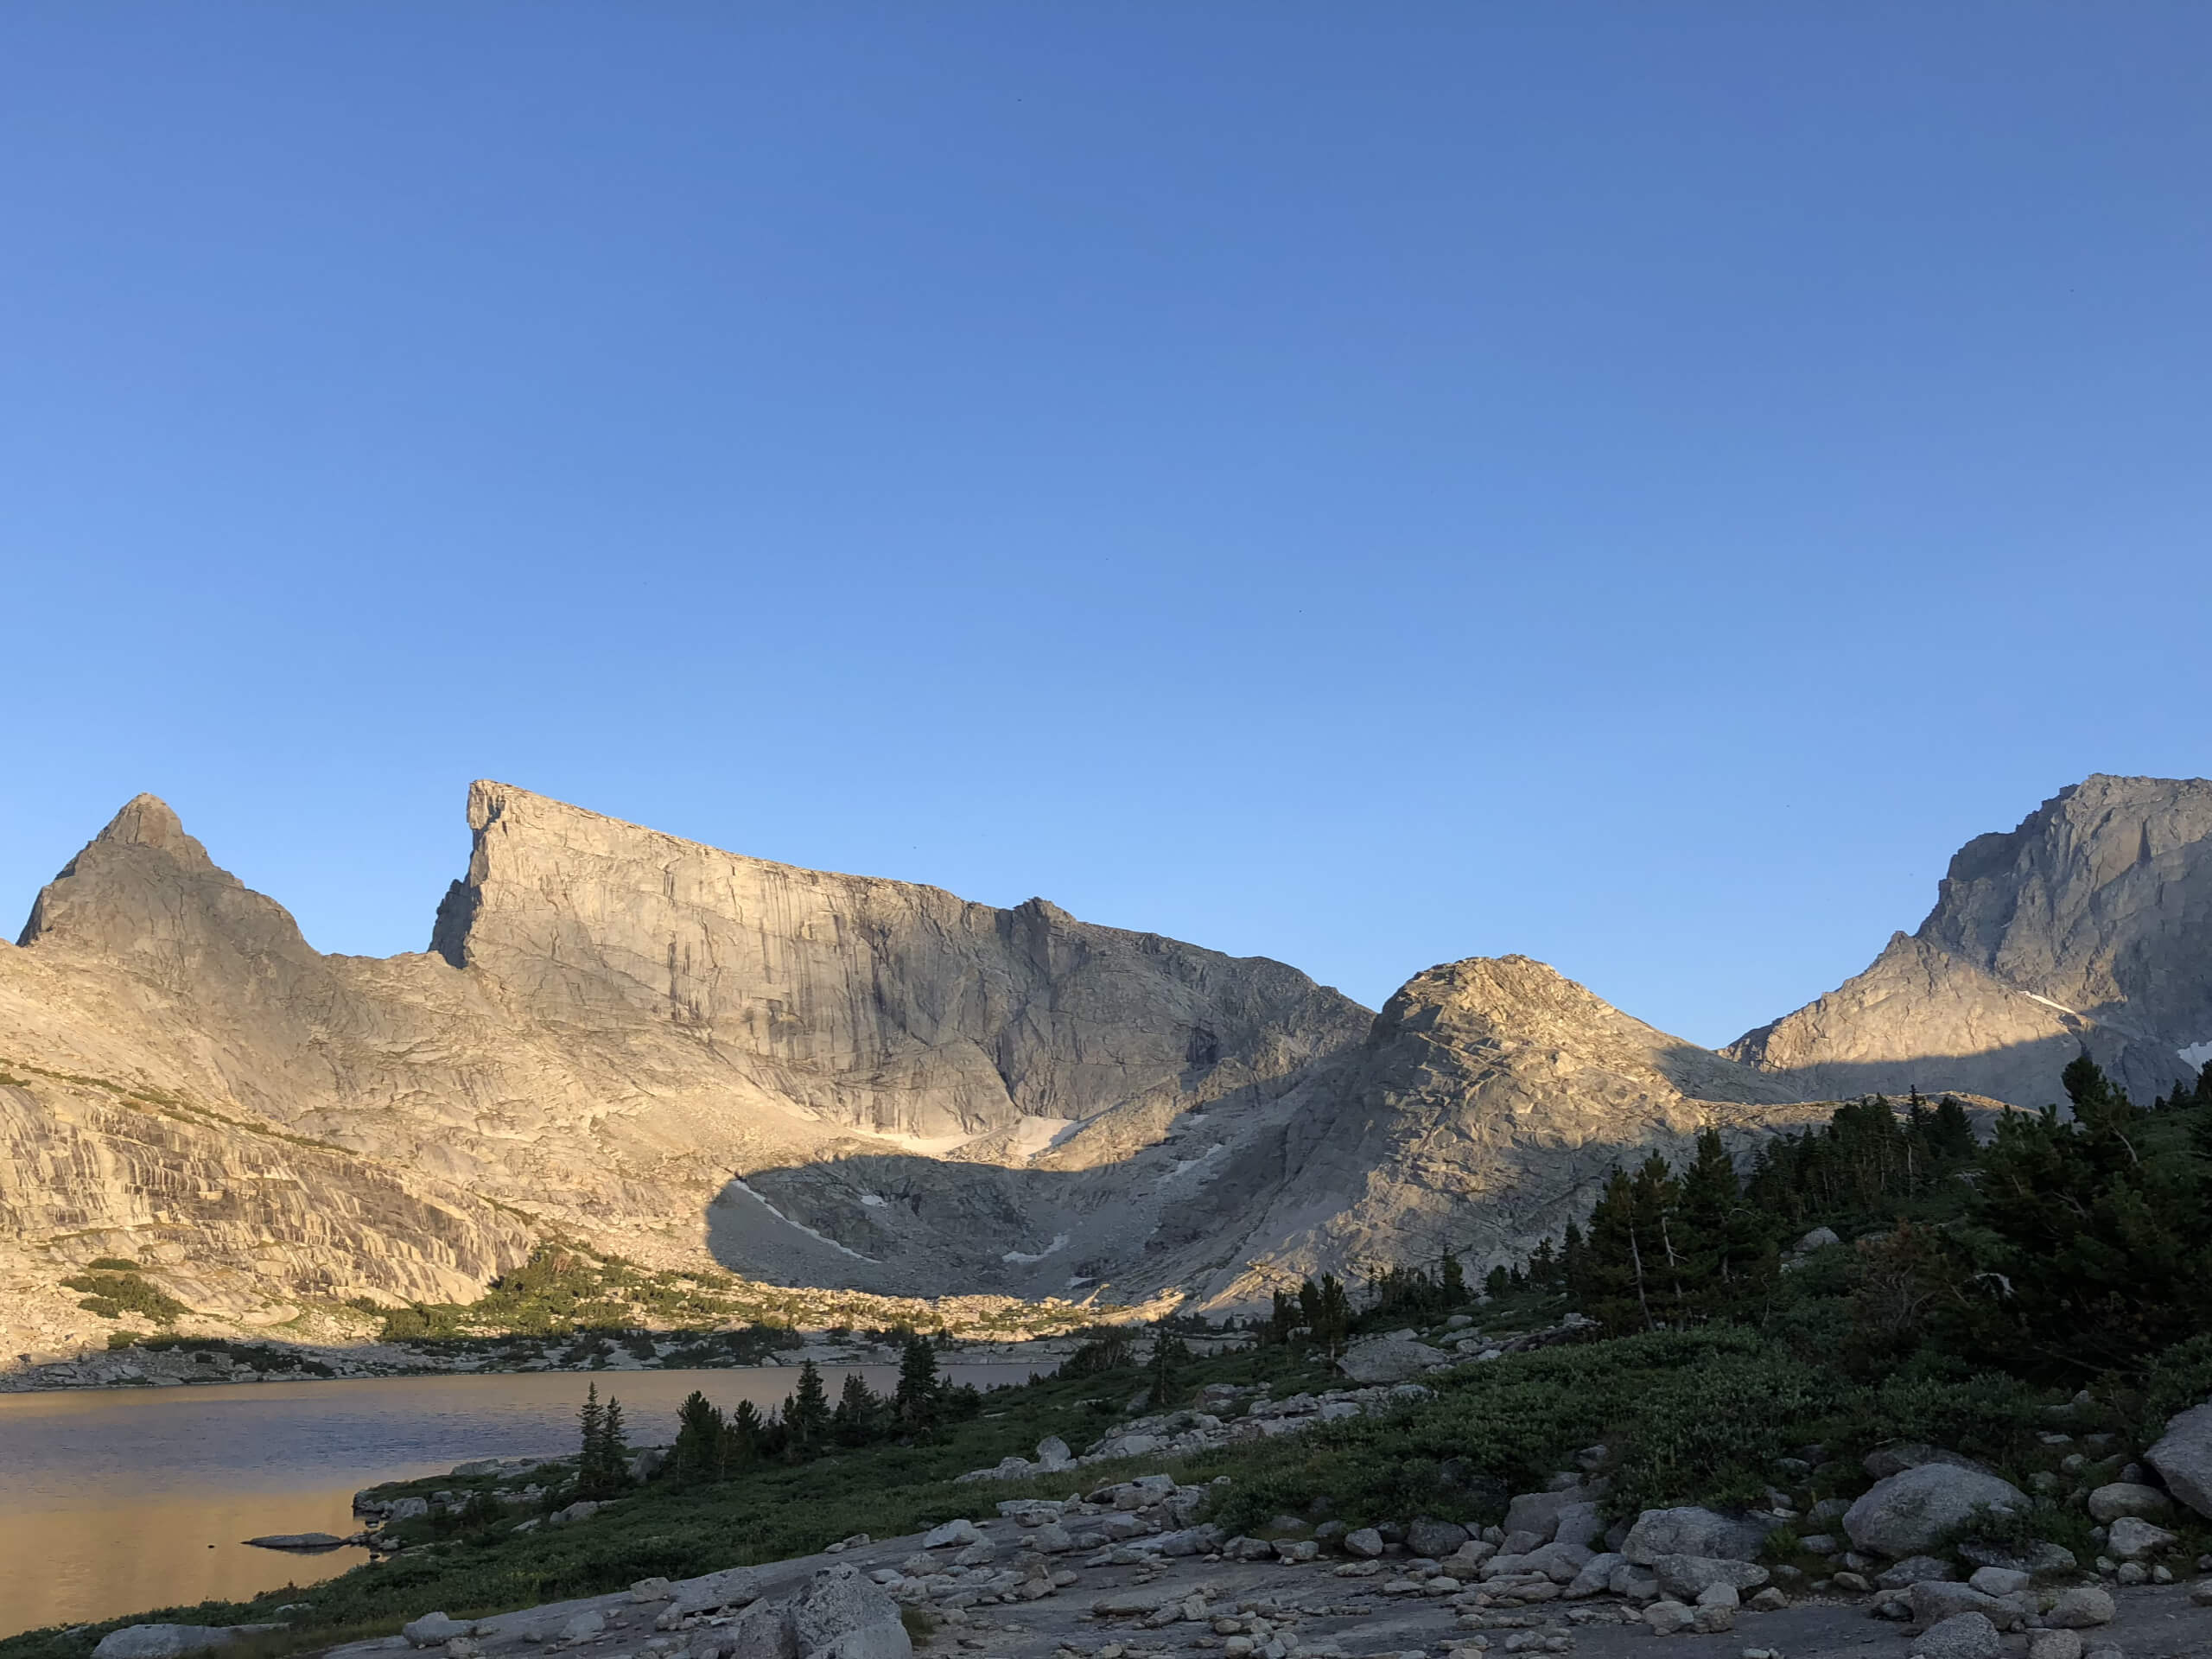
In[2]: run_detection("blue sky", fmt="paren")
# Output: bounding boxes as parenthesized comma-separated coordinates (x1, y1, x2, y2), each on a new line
(3, 4, 2207, 1045)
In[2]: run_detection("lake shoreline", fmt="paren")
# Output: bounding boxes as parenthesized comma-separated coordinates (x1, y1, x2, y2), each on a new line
(0, 1332, 1079, 1395)
(0, 1362, 1048, 1639)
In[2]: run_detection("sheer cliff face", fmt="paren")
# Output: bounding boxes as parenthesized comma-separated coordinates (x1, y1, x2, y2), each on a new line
(427, 782, 1367, 1142)
(1727, 775, 2212, 1107)
(0, 784, 1370, 1349)
(1172, 956, 1836, 1309)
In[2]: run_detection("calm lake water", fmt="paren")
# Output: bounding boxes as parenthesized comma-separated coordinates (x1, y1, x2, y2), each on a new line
(0, 1364, 1039, 1640)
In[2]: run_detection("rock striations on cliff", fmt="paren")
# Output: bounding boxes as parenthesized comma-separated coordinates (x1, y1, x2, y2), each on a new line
(1726, 775, 2212, 1108)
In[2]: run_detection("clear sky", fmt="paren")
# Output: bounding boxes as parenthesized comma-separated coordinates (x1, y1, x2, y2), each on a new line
(3, 4, 2208, 1046)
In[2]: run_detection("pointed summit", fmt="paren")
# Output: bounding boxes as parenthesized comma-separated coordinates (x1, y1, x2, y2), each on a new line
(94, 793, 209, 864)
(16, 791, 307, 966)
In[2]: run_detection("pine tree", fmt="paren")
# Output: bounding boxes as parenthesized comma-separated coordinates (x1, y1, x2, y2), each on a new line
(1972, 1060, 2212, 1373)
(1483, 1263, 1510, 1300)
(784, 1360, 831, 1452)
(1928, 1095, 1977, 1160)
(831, 1371, 881, 1446)
(722, 1398, 765, 1474)
(1262, 1288, 1300, 1345)
(1440, 1250, 1467, 1305)
(575, 1382, 631, 1497)
(895, 1332, 943, 1428)
(1574, 1166, 1657, 1334)
(671, 1389, 727, 1483)
(1147, 1329, 1189, 1403)
(1305, 1274, 1351, 1351)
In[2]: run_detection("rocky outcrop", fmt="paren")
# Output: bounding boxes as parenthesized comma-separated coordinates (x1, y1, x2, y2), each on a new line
(1173, 957, 1837, 1307)
(1729, 776, 2212, 1107)
(0, 785, 1370, 1351)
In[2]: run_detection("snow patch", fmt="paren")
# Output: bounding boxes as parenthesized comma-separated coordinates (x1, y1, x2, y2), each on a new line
(2179, 1041, 2212, 1070)
(1001, 1232, 1070, 1265)
(2022, 991, 2082, 1018)
(728, 1178, 876, 1262)
(859, 1193, 887, 1208)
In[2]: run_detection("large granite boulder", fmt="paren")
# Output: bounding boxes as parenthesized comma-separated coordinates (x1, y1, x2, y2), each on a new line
(2147, 1402, 2212, 1520)
(1844, 1462, 2028, 1557)
(1337, 1332, 1449, 1384)
(1621, 1507, 1772, 1565)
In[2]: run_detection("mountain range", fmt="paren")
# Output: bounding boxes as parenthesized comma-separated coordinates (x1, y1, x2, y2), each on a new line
(3, 773, 2205, 1359)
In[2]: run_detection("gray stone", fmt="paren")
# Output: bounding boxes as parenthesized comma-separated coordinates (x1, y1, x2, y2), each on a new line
(1876, 1556, 1957, 1589)
(1912, 1611, 2001, 1659)
(719, 1599, 794, 1659)
(1908, 1583, 2024, 1631)
(1955, 1540, 2076, 1578)
(1641, 1601, 1696, 1636)
(1796, 1226, 1841, 1251)
(1651, 1557, 1770, 1600)
(786, 1567, 911, 1659)
(2045, 1586, 2116, 1629)
(2026, 1632, 2083, 1659)
(1407, 1519, 1471, 1557)
(1862, 1443, 1993, 1482)
(920, 1519, 982, 1549)
(1338, 1333, 1452, 1384)
(93, 1629, 238, 1659)
(1035, 1437, 1071, 1467)
(1552, 1502, 1605, 1551)
(1967, 1567, 2031, 1598)
(243, 1533, 346, 1550)
(557, 1614, 605, 1643)
(2086, 1482, 2171, 1522)
(1564, 1552, 1625, 1599)
(2106, 1516, 2178, 1560)
(1344, 1528, 1385, 1559)
(1621, 1508, 1771, 1565)
(2149, 1402, 2212, 1521)
(1844, 1463, 2028, 1557)
(1692, 1605, 1735, 1634)
(403, 1616, 475, 1649)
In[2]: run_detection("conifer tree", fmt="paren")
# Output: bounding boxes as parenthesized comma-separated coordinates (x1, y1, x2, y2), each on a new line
(785, 1360, 831, 1452)
(671, 1389, 726, 1483)
(1972, 1058, 2212, 1372)
(831, 1371, 881, 1446)
(1262, 1287, 1300, 1345)
(1440, 1250, 1467, 1305)
(575, 1382, 631, 1497)
(1147, 1328, 1189, 1402)
(724, 1398, 765, 1473)
(895, 1332, 943, 1428)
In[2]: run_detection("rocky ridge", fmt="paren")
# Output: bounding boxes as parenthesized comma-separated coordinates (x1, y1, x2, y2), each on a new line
(1728, 776, 2212, 1109)
(0, 784, 1371, 1357)
(1168, 957, 1842, 1309)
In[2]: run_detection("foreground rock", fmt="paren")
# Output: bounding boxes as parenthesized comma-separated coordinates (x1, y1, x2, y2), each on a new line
(2146, 1401, 2212, 1521)
(1845, 1463, 2030, 1557)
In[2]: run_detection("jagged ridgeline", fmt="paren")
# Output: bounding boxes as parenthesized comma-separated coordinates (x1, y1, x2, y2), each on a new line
(3, 774, 2209, 1357)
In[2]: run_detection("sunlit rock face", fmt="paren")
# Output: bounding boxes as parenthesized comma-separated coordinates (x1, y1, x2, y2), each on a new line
(0, 783, 1370, 1349)
(1171, 954, 1839, 1311)
(1725, 775, 2212, 1109)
